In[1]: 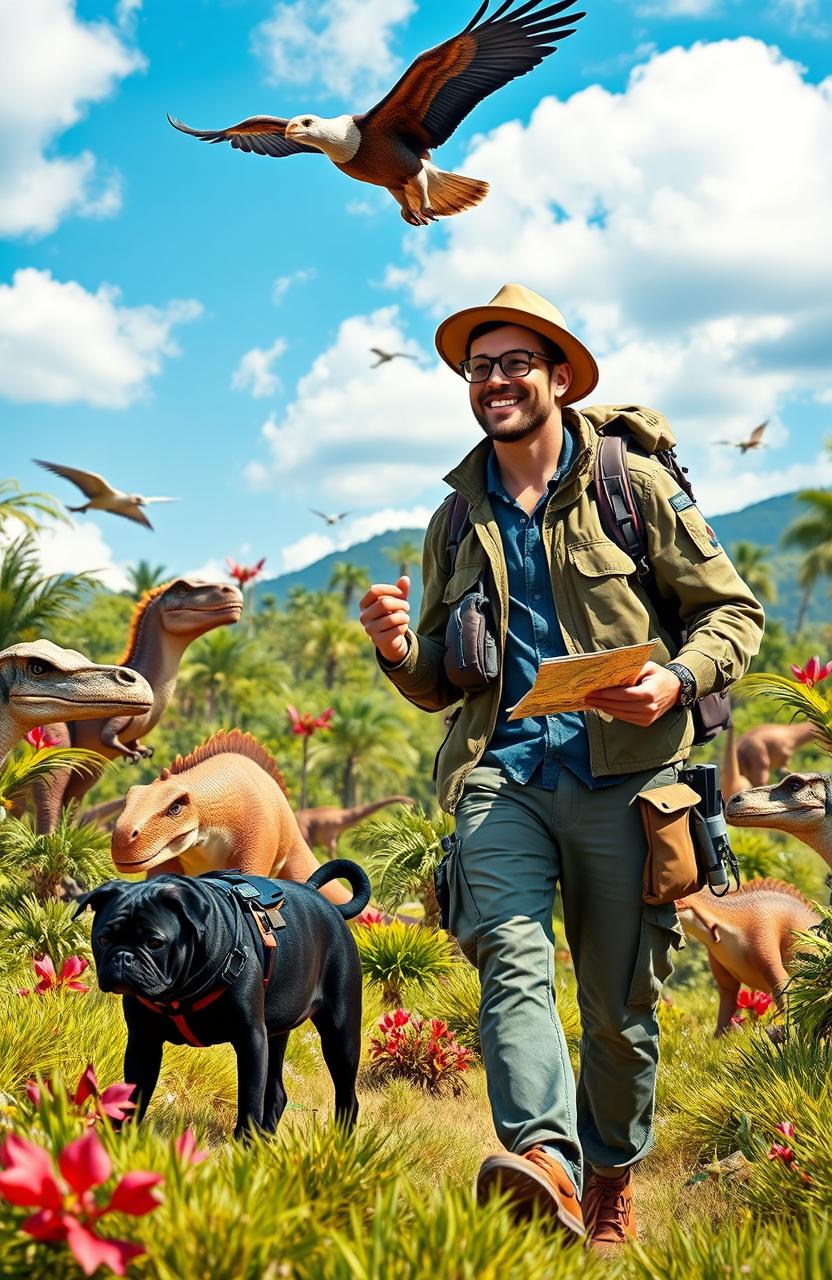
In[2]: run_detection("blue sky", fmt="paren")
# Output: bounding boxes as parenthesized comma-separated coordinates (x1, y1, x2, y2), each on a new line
(1, 0, 830, 588)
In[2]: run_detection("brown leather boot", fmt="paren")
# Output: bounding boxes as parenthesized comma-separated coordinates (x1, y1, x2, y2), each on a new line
(476, 1146, 584, 1238)
(582, 1167, 637, 1252)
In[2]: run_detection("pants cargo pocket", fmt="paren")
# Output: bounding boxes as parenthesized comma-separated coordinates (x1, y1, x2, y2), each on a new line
(446, 839, 481, 967)
(626, 903, 686, 1009)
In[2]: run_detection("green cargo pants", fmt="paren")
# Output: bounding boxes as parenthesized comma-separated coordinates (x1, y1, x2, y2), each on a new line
(450, 763, 685, 1194)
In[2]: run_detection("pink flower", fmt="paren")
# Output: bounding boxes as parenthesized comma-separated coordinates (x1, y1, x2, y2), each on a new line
(791, 656, 832, 688)
(355, 908, 386, 927)
(0, 1129, 160, 1276)
(226, 556, 266, 587)
(287, 705, 334, 737)
(775, 1121, 796, 1139)
(729, 1013, 745, 1028)
(173, 1130, 209, 1167)
(27, 1064, 136, 1127)
(19, 955, 90, 997)
(767, 1143, 795, 1164)
(25, 726, 60, 751)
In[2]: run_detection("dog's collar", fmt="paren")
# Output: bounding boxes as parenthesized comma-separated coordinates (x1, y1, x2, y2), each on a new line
(136, 874, 286, 1046)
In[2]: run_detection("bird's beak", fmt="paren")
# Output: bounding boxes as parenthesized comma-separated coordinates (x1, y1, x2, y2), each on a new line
(285, 122, 301, 139)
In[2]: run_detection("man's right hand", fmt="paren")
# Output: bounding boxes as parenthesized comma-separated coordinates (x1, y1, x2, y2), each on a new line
(359, 576, 411, 664)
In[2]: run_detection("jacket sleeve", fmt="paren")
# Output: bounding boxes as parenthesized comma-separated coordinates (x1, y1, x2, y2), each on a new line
(635, 462, 765, 696)
(377, 497, 463, 713)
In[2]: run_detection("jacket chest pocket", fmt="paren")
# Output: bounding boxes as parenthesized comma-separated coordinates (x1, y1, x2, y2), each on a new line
(566, 539, 640, 632)
(443, 560, 486, 607)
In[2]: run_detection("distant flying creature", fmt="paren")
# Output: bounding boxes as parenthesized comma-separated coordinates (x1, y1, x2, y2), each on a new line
(169, 0, 587, 227)
(33, 460, 179, 531)
(714, 422, 769, 454)
(370, 348, 418, 368)
(310, 509, 351, 527)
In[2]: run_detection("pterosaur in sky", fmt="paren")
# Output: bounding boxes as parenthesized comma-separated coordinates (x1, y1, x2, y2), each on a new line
(33, 461, 178, 531)
(714, 422, 769, 454)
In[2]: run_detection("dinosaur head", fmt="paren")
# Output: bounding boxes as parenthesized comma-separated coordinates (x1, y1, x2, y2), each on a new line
(726, 772, 830, 839)
(153, 578, 243, 638)
(111, 769, 200, 873)
(0, 641, 153, 736)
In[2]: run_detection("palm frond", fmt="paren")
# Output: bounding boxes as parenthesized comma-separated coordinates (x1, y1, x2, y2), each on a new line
(737, 673, 832, 755)
(788, 910, 832, 1040)
(0, 745, 109, 804)
(355, 805, 453, 912)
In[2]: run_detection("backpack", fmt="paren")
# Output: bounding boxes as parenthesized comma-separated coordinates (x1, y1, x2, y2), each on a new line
(445, 413, 731, 743)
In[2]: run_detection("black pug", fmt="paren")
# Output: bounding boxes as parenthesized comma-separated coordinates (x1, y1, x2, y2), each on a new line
(75, 860, 370, 1138)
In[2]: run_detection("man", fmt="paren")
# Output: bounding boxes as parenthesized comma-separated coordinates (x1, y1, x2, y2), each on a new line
(359, 283, 764, 1250)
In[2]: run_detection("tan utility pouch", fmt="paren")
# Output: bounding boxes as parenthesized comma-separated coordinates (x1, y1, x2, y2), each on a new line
(637, 783, 704, 905)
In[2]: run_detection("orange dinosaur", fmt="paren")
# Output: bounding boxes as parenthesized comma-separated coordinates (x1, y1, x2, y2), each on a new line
(675, 878, 820, 1035)
(721, 723, 750, 803)
(111, 730, 354, 907)
(736, 723, 815, 788)
(296, 796, 413, 856)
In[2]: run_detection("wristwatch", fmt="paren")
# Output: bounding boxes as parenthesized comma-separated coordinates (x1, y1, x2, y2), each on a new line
(666, 662, 697, 708)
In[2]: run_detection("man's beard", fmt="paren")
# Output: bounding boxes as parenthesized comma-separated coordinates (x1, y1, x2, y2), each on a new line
(472, 390, 550, 442)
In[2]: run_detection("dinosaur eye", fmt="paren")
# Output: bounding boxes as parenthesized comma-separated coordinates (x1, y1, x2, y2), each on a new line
(166, 797, 187, 817)
(787, 777, 803, 792)
(28, 659, 55, 676)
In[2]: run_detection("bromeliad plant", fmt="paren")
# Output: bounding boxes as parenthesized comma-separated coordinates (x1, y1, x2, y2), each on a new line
(367, 1010, 474, 1096)
(354, 921, 454, 1005)
(740, 658, 832, 756)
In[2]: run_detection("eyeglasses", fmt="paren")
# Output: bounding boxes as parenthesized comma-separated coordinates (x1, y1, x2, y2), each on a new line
(459, 349, 560, 384)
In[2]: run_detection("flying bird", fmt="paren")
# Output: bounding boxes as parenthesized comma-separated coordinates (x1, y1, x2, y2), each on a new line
(33, 460, 179, 531)
(714, 422, 769, 454)
(169, 0, 587, 226)
(310, 509, 352, 527)
(370, 347, 418, 367)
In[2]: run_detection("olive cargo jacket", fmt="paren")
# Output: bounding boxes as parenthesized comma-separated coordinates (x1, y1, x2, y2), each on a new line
(381, 405, 765, 813)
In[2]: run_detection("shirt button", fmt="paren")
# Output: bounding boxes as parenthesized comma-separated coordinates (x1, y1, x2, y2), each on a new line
(533, 592, 542, 601)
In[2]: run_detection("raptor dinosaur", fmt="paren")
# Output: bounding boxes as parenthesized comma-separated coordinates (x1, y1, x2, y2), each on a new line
(33, 578, 243, 832)
(726, 773, 832, 873)
(736, 723, 816, 787)
(111, 730, 356, 908)
(0, 641, 153, 765)
(675, 878, 820, 1035)
(296, 796, 414, 857)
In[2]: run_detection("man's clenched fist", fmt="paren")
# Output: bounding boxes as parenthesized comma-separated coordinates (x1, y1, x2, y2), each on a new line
(359, 576, 411, 664)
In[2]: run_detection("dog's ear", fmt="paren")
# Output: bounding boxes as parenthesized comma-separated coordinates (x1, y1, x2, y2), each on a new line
(73, 880, 130, 920)
(151, 877, 210, 922)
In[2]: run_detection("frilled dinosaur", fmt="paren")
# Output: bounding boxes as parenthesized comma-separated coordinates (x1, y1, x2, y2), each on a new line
(111, 730, 355, 908)
(33, 578, 243, 832)
(736, 723, 816, 788)
(675, 877, 820, 1035)
(296, 796, 414, 857)
(726, 773, 832, 874)
(0, 641, 153, 764)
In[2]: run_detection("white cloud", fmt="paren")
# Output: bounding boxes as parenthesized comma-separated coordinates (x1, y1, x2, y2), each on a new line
(25, 516, 130, 592)
(388, 39, 832, 513)
(231, 337, 288, 399)
(272, 268, 315, 304)
(0, 0, 145, 237)
(0, 268, 202, 408)
(638, 0, 719, 14)
(185, 558, 230, 583)
(244, 306, 476, 507)
(116, 0, 142, 33)
(253, 0, 416, 101)
(280, 506, 431, 572)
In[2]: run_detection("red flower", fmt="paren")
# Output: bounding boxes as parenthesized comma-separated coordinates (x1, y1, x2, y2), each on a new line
(25, 726, 60, 751)
(767, 1143, 795, 1164)
(28, 1065, 136, 1127)
(735, 989, 773, 1018)
(18, 955, 90, 997)
(355, 908, 386, 927)
(226, 556, 266, 587)
(173, 1130, 209, 1167)
(287, 705, 334, 737)
(791, 656, 832, 688)
(775, 1121, 796, 1139)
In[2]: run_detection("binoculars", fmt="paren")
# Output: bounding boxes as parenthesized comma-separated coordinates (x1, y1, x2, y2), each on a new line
(678, 762, 740, 896)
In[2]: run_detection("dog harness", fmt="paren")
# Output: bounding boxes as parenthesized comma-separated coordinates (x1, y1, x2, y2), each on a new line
(136, 871, 287, 1047)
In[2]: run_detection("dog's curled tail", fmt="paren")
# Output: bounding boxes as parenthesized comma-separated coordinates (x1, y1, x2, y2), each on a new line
(307, 859, 372, 919)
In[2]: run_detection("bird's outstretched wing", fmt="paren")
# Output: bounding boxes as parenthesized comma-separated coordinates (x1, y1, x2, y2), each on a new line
(310, 509, 330, 521)
(749, 421, 769, 446)
(362, 0, 586, 150)
(33, 460, 116, 499)
(122, 507, 154, 530)
(168, 114, 320, 158)
(370, 348, 389, 357)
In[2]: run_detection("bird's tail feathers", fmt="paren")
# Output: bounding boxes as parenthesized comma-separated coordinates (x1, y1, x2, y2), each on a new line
(66, 503, 89, 514)
(426, 168, 489, 217)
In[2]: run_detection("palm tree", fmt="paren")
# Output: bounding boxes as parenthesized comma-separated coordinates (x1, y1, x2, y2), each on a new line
(302, 613, 365, 689)
(0, 478, 65, 532)
(782, 490, 832, 634)
(730, 541, 776, 604)
(328, 561, 370, 610)
(181, 628, 258, 723)
(384, 538, 423, 579)
(310, 691, 418, 805)
(125, 560, 168, 600)
(0, 533, 97, 649)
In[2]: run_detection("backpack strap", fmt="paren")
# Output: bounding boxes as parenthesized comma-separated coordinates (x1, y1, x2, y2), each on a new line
(446, 491, 471, 576)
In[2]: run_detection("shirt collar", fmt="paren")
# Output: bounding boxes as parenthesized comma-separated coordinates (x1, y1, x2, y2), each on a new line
(486, 422, 576, 500)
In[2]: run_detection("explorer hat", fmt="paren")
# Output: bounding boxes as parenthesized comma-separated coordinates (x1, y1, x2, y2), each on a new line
(434, 283, 599, 405)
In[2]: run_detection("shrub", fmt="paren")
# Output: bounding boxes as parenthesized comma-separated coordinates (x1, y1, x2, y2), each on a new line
(0, 895, 92, 975)
(0, 811, 112, 903)
(367, 1010, 474, 1095)
(629, 1214, 832, 1280)
(425, 962, 482, 1056)
(355, 805, 453, 925)
(788, 910, 832, 1040)
(354, 921, 454, 1005)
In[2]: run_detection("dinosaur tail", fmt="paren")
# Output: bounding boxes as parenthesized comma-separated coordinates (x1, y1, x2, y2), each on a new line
(426, 166, 489, 217)
(306, 858, 371, 920)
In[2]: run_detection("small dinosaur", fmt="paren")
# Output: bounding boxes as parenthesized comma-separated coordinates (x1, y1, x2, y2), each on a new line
(33, 578, 243, 832)
(296, 796, 414, 857)
(0, 641, 153, 765)
(721, 722, 750, 802)
(736, 723, 815, 788)
(111, 730, 355, 908)
(726, 772, 832, 874)
(675, 877, 820, 1035)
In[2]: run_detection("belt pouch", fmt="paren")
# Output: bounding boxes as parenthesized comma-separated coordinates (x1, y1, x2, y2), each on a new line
(637, 782, 704, 905)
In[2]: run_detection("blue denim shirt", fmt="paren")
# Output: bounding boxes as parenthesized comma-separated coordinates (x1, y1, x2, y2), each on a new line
(482, 427, 622, 790)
